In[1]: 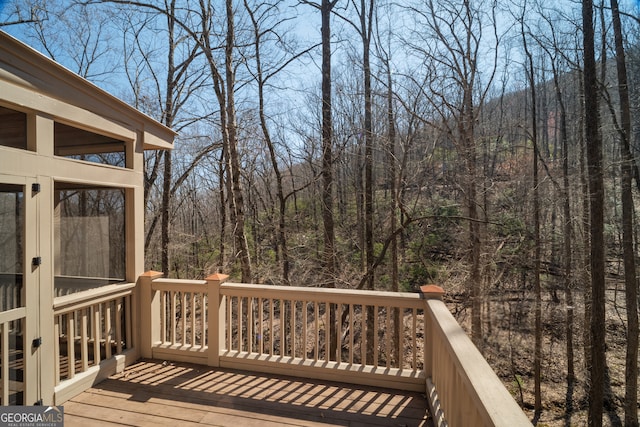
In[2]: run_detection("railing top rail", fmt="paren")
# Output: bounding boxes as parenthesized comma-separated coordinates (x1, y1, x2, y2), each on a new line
(53, 282, 135, 314)
(149, 276, 423, 308)
(152, 278, 208, 286)
(0, 307, 26, 325)
(220, 282, 424, 308)
(151, 278, 207, 293)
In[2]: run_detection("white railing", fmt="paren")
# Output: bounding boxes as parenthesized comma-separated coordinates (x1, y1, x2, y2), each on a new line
(139, 272, 531, 427)
(53, 283, 134, 385)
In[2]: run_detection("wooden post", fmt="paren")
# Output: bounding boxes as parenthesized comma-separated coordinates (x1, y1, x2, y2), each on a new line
(420, 284, 444, 380)
(421, 284, 446, 426)
(138, 271, 163, 359)
(206, 273, 228, 367)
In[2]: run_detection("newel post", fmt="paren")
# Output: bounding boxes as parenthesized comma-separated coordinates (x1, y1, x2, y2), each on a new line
(138, 270, 163, 359)
(206, 273, 228, 367)
(420, 284, 444, 380)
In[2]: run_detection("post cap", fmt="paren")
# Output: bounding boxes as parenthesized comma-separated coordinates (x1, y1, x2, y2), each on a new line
(140, 270, 164, 279)
(205, 273, 229, 282)
(420, 284, 445, 300)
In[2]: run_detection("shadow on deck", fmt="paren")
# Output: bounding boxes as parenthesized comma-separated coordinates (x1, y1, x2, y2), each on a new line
(63, 359, 432, 427)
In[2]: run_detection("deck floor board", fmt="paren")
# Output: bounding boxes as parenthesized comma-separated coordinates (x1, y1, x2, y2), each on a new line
(64, 359, 432, 427)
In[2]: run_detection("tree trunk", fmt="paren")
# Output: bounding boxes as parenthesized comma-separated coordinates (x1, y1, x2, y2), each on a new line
(320, 0, 338, 360)
(225, 0, 251, 282)
(161, 150, 171, 276)
(549, 41, 576, 408)
(610, 0, 639, 424)
(218, 150, 226, 272)
(161, 1, 177, 276)
(385, 54, 400, 366)
(522, 20, 542, 417)
(245, 0, 290, 285)
(583, 0, 606, 425)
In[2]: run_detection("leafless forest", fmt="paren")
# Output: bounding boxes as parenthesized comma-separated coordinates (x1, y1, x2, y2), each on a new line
(2, 0, 640, 425)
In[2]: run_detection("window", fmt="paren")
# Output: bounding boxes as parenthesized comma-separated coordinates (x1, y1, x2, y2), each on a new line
(0, 106, 27, 151)
(54, 184, 126, 296)
(54, 122, 127, 168)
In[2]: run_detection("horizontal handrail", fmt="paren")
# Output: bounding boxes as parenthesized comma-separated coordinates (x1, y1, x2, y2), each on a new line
(0, 307, 26, 325)
(54, 282, 135, 314)
(221, 282, 424, 308)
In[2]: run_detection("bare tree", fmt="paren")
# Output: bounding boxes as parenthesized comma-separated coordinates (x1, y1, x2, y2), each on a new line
(243, 0, 318, 285)
(536, 6, 577, 413)
(223, 0, 252, 282)
(520, 6, 542, 418)
(374, 1, 401, 364)
(404, 0, 499, 346)
(333, 0, 376, 361)
(7, 1, 117, 81)
(609, 0, 639, 424)
(582, 0, 606, 424)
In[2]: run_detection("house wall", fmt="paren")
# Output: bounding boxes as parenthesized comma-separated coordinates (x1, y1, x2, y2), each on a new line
(0, 31, 174, 405)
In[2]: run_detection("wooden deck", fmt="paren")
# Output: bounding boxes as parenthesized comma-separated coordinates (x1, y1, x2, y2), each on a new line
(63, 359, 432, 427)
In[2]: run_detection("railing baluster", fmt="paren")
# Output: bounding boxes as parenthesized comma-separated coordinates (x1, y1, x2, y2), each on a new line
(279, 299, 285, 356)
(314, 302, 319, 362)
(125, 295, 132, 350)
(182, 292, 187, 346)
(203, 293, 208, 347)
(115, 298, 123, 354)
(2, 322, 10, 403)
(373, 305, 379, 367)
(247, 297, 253, 354)
(324, 301, 330, 362)
(258, 298, 264, 354)
(93, 304, 101, 365)
(170, 291, 176, 345)
(349, 304, 354, 365)
(239, 297, 244, 352)
(54, 319, 60, 386)
(105, 302, 112, 360)
(412, 307, 417, 370)
(290, 299, 295, 357)
(67, 313, 75, 379)
(336, 303, 341, 362)
(189, 293, 194, 346)
(386, 306, 391, 368)
(269, 298, 274, 356)
(160, 292, 165, 342)
(226, 294, 232, 349)
(302, 301, 308, 359)
(398, 308, 404, 370)
(361, 304, 367, 365)
(81, 308, 89, 372)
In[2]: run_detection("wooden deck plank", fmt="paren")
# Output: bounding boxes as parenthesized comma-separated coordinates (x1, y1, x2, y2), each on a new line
(64, 412, 131, 427)
(64, 400, 205, 427)
(64, 359, 431, 427)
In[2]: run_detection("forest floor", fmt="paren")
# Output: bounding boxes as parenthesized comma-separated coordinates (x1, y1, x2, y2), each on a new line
(448, 279, 635, 426)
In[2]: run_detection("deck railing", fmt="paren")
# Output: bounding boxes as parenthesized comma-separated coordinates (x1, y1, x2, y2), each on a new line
(53, 283, 134, 396)
(139, 272, 531, 427)
(0, 307, 25, 405)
